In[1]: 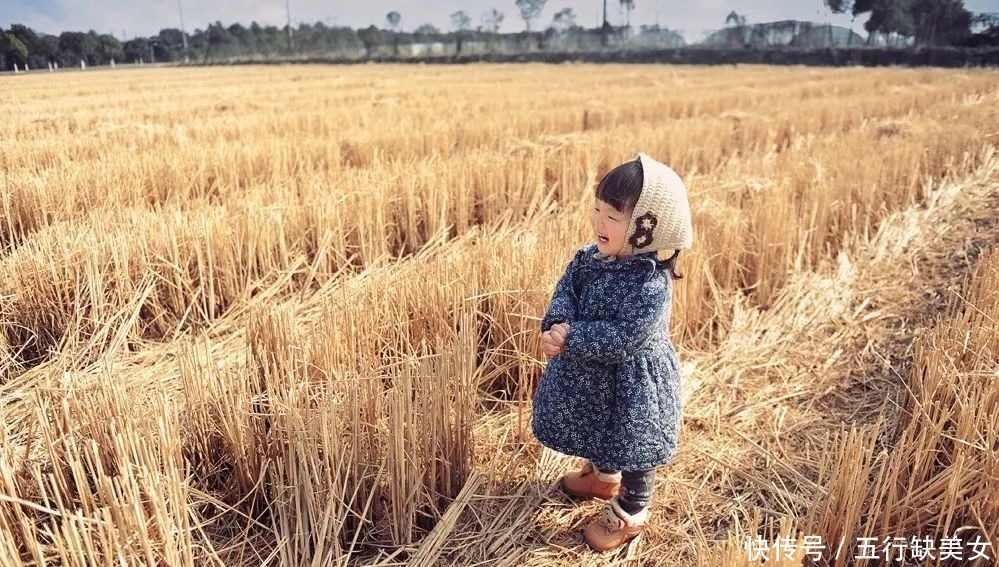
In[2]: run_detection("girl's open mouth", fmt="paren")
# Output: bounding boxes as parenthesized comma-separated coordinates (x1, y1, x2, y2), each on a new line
(597, 235, 609, 244)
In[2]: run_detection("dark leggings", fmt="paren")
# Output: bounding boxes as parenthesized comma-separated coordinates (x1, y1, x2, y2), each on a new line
(596, 465, 655, 514)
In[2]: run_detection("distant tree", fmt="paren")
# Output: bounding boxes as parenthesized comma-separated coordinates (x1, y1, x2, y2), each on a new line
(908, 0, 972, 45)
(122, 37, 148, 62)
(825, 0, 862, 45)
(481, 8, 505, 33)
(414, 23, 441, 35)
(386, 11, 402, 31)
(294, 22, 331, 53)
(515, 0, 548, 32)
(156, 28, 187, 59)
(386, 11, 402, 55)
(865, 1, 914, 43)
(7, 25, 36, 44)
(203, 21, 232, 62)
(95, 33, 122, 64)
(480, 8, 505, 51)
(551, 7, 577, 33)
(1, 31, 29, 69)
(58, 31, 97, 66)
(226, 23, 254, 52)
(724, 10, 748, 47)
(294, 22, 312, 52)
(620, 0, 635, 29)
(971, 11, 999, 32)
(7, 24, 43, 67)
(327, 26, 363, 52)
(964, 12, 999, 46)
(827, 0, 971, 45)
(259, 24, 287, 54)
(357, 24, 381, 57)
(863, 0, 912, 43)
(38, 34, 60, 66)
(449, 11, 472, 54)
(451, 11, 472, 32)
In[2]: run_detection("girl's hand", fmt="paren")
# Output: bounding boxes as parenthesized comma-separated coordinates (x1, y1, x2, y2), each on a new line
(541, 332, 561, 356)
(540, 323, 570, 356)
(549, 323, 570, 347)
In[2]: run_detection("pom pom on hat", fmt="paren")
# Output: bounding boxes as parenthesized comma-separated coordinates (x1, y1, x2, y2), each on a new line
(622, 152, 693, 256)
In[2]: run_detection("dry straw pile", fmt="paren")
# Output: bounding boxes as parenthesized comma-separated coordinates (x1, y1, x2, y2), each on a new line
(0, 64, 996, 566)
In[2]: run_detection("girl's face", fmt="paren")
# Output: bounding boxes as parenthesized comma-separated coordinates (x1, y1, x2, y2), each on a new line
(591, 198, 633, 257)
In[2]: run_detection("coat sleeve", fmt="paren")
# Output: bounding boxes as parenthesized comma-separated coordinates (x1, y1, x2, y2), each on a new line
(540, 253, 580, 333)
(561, 272, 668, 363)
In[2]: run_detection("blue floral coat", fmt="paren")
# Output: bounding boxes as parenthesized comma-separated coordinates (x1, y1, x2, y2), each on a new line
(531, 243, 683, 471)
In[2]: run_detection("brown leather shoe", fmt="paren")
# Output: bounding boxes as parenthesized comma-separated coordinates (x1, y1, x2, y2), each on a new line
(561, 460, 621, 500)
(583, 497, 648, 552)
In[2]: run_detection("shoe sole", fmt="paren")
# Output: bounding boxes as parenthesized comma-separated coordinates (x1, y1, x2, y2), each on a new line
(560, 478, 619, 500)
(585, 532, 642, 552)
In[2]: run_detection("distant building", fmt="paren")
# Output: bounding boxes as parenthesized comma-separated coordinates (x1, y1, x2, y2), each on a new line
(701, 20, 866, 48)
(865, 34, 915, 48)
(632, 25, 686, 48)
(402, 25, 686, 57)
(793, 23, 868, 47)
(406, 42, 448, 56)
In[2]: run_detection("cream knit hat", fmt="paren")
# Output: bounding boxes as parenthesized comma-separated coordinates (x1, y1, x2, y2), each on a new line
(620, 152, 693, 256)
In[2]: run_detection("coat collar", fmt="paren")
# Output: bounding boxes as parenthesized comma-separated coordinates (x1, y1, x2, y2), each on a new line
(582, 243, 665, 272)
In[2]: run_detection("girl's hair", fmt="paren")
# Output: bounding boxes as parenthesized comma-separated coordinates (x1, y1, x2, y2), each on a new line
(661, 249, 684, 280)
(595, 158, 685, 280)
(595, 157, 643, 213)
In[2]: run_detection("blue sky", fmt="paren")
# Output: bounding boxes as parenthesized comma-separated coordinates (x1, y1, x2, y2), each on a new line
(2, 0, 997, 42)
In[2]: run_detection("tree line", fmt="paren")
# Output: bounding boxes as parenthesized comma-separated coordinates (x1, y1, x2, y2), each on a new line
(825, 0, 996, 46)
(2, 0, 997, 70)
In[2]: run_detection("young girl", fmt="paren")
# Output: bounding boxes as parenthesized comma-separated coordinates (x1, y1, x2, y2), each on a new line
(532, 152, 692, 551)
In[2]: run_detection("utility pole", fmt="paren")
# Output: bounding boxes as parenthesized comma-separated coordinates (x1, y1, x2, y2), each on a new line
(286, 0, 295, 51)
(601, 0, 609, 46)
(176, 0, 189, 53)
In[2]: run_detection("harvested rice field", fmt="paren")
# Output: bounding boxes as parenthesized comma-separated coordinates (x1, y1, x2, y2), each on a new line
(1, 64, 997, 566)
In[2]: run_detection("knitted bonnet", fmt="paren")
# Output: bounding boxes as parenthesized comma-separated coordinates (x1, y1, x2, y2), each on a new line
(620, 152, 694, 256)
